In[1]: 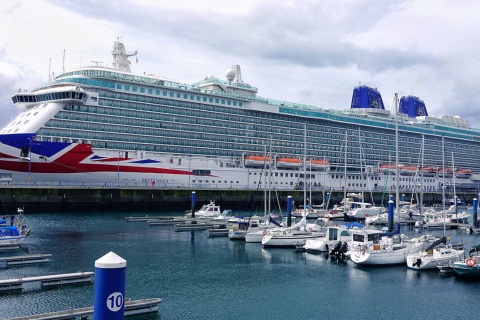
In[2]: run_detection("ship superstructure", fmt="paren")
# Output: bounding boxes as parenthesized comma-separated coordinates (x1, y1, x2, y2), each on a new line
(1, 39, 479, 193)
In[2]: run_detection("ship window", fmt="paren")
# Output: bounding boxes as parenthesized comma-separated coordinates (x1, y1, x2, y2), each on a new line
(227, 101, 231, 105)
(183, 94, 187, 99)
(196, 96, 200, 101)
(215, 99, 219, 103)
(170, 92, 174, 97)
(125, 85, 130, 90)
(209, 98, 213, 102)
(190, 95, 194, 100)
(233, 101, 237, 106)
(132, 86, 137, 92)
(140, 88, 145, 93)
(156, 90, 160, 95)
(221, 100, 225, 104)
(148, 89, 152, 94)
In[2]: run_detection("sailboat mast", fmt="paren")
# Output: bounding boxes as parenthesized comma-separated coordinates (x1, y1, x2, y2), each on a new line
(303, 123, 307, 216)
(268, 136, 273, 214)
(395, 93, 400, 219)
(263, 144, 267, 217)
(344, 130, 348, 211)
(419, 135, 425, 233)
(442, 136, 446, 236)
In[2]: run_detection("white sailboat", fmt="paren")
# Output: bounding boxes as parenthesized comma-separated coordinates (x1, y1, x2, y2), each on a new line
(350, 94, 432, 266)
(406, 138, 464, 269)
(262, 124, 325, 248)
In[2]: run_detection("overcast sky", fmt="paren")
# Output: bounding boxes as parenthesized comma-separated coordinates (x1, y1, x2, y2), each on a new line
(1, 0, 480, 128)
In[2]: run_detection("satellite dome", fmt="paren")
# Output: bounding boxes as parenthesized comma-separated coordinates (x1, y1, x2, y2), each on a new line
(225, 68, 236, 81)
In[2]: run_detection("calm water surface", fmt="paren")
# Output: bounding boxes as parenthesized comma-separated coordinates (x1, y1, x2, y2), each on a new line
(1, 210, 479, 320)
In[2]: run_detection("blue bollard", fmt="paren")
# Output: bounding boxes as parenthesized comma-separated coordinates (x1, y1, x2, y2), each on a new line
(474, 198, 478, 229)
(387, 200, 394, 232)
(191, 191, 196, 218)
(94, 252, 127, 320)
(287, 196, 292, 227)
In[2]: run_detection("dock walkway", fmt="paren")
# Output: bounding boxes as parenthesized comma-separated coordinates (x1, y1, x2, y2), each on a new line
(0, 272, 94, 291)
(4, 297, 162, 320)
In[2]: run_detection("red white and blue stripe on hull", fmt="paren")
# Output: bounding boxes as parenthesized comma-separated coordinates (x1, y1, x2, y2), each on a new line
(0, 133, 197, 185)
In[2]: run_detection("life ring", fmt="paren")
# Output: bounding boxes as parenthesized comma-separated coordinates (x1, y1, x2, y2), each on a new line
(466, 258, 475, 267)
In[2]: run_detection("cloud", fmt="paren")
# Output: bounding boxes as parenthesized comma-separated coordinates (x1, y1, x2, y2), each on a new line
(1, 0, 480, 129)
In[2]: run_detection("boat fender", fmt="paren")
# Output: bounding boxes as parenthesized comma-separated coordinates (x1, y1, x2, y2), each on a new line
(466, 258, 475, 267)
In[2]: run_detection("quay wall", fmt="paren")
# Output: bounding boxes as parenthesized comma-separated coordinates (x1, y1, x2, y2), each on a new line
(0, 187, 477, 213)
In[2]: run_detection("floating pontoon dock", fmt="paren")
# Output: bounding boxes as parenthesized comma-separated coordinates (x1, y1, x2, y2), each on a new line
(0, 254, 52, 266)
(4, 297, 162, 320)
(0, 272, 94, 292)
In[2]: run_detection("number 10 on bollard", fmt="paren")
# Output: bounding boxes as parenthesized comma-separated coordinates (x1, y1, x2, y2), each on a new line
(94, 251, 127, 320)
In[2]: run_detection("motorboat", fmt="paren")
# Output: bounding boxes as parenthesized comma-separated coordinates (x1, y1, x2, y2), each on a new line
(303, 224, 354, 253)
(0, 208, 31, 246)
(186, 200, 222, 218)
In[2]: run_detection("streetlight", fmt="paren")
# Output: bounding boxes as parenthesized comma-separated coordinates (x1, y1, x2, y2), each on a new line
(27, 138, 32, 185)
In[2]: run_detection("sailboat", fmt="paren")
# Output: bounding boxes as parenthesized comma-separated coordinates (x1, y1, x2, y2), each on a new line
(262, 124, 326, 248)
(350, 94, 433, 266)
(406, 142, 464, 270)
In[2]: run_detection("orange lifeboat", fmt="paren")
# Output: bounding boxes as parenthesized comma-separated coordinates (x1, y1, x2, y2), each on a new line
(306, 159, 330, 171)
(276, 157, 302, 169)
(244, 155, 271, 167)
(379, 163, 397, 174)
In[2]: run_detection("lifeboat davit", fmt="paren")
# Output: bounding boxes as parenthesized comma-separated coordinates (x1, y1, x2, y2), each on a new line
(276, 157, 302, 169)
(306, 159, 330, 171)
(421, 166, 437, 177)
(455, 168, 472, 178)
(244, 155, 271, 167)
(400, 165, 417, 176)
(438, 167, 454, 178)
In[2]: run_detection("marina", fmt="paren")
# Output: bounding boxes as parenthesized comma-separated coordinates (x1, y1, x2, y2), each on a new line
(1, 209, 480, 319)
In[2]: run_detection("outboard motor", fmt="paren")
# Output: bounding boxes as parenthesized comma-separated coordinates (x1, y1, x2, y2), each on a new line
(337, 242, 348, 257)
(330, 241, 342, 255)
(412, 258, 422, 268)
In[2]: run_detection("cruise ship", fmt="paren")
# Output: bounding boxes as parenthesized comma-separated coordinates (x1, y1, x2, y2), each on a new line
(1, 39, 479, 193)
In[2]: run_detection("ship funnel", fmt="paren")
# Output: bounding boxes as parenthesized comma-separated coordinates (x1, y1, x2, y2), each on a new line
(350, 86, 385, 110)
(399, 96, 428, 117)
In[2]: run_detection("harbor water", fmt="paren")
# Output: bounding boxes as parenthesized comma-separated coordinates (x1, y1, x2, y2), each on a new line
(1, 209, 480, 320)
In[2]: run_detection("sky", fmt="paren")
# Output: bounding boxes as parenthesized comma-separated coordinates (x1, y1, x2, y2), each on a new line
(1, 0, 480, 128)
